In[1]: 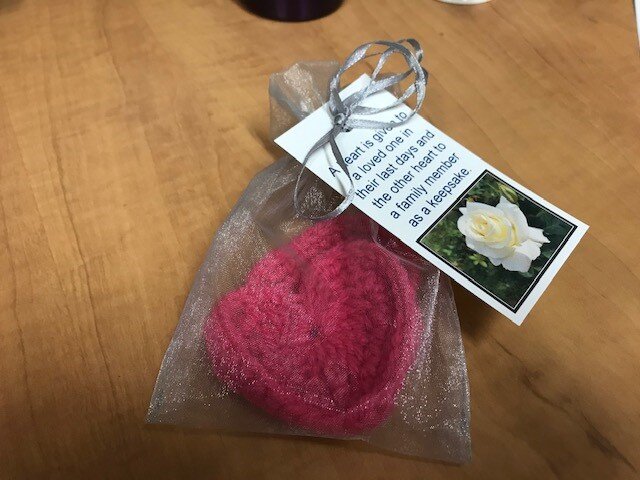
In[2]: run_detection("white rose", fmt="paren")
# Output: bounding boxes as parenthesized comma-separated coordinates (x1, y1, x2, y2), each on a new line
(457, 196, 549, 273)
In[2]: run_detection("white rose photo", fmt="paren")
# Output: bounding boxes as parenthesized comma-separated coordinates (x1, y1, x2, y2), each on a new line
(457, 197, 549, 273)
(418, 171, 575, 310)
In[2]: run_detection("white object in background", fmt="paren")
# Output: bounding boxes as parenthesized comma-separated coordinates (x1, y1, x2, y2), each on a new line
(635, 0, 640, 47)
(437, 0, 492, 4)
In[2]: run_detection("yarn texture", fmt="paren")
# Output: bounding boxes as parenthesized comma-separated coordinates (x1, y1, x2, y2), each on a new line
(204, 215, 423, 435)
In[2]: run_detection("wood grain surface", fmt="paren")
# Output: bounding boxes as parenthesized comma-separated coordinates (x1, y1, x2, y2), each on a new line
(1, 0, 639, 478)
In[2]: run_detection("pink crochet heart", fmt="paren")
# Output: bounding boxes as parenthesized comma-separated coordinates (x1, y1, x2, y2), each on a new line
(204, 215, 422, 435)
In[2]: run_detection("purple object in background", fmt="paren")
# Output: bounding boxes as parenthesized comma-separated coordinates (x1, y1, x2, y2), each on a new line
(240, 0, 343, 21)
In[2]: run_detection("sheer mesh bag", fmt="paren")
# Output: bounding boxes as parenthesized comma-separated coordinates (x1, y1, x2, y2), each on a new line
(147, 60, 471, 462)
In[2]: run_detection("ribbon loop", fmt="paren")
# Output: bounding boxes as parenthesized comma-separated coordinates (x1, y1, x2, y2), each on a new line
(293, 39, 429, 220)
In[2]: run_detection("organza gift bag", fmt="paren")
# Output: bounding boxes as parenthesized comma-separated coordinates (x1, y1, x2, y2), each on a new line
(147, 55, 471, 463)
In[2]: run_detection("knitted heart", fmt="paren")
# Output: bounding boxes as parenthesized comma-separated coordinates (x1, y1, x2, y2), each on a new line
(204, 215, 422, 435)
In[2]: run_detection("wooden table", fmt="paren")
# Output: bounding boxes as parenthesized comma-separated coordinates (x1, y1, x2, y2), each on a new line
(1, 0, 639, 478)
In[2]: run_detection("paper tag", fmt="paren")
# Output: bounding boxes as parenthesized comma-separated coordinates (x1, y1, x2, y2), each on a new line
(275, 75, 588, 324)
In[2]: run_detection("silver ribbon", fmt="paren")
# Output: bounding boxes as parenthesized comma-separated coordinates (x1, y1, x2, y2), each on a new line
(293, 39, 428, 220)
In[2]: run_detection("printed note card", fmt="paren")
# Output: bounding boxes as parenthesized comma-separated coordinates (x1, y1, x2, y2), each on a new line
(275, 75, 588, 324)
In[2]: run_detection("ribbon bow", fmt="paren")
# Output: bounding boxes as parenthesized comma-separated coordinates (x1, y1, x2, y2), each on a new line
(293, 39, 429, 220)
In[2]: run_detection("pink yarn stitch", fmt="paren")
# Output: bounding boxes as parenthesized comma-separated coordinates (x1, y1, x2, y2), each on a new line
(204, 215, 422, 435)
